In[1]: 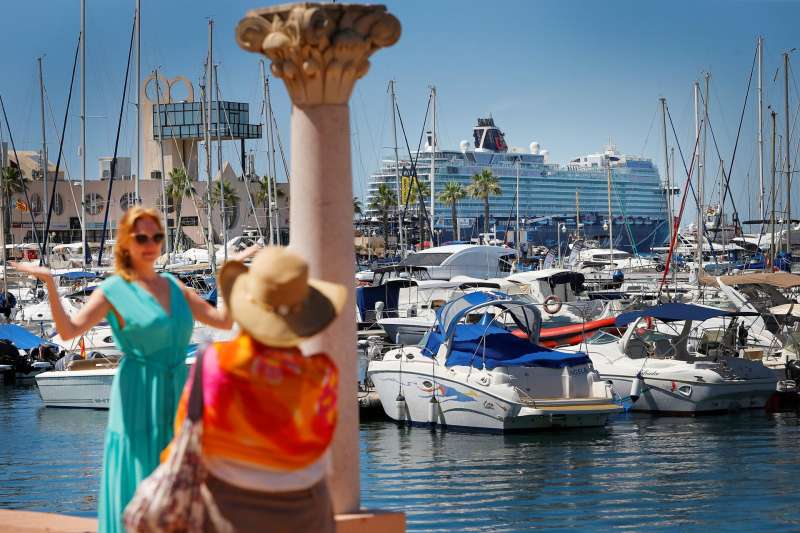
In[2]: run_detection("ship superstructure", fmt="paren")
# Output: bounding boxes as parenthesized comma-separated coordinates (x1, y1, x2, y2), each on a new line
(366, 117, 670, 252)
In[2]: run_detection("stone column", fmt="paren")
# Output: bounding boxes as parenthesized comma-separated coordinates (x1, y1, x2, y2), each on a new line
(236, 3, 401, 515)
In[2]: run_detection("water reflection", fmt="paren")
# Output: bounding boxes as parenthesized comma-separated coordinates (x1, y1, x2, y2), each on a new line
(0, 385, 105, 516)
(361, 412, 800, 531)
(4, 385, 800, 529)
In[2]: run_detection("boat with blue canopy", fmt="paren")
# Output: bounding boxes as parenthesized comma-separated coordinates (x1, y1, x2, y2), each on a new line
(367, 290, 622, 431)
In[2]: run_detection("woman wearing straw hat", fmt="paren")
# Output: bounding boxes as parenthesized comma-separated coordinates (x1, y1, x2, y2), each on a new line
(165, 246, 346, 533)
(13, 207, 255, 533)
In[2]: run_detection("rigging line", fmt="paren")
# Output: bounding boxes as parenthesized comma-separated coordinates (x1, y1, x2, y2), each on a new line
(43, 86, 82, 226)
(657, 123, 702, 299)
(639, 102, 659, 157)
(696, 55, 754, 238)
(395, 94, 429, 223)
(666, 105, 719, 258)
(42, 33, 81, 261)
(97, 14, 136, 268)
(395, 94, 432, 231)
(164, 123, 211, 255)
(270, 108, 290, 185)
(0, 94, 44, 256)
(214, 76, 264, 242)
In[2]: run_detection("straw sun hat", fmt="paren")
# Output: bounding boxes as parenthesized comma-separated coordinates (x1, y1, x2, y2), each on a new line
(218, 246, 347, 347)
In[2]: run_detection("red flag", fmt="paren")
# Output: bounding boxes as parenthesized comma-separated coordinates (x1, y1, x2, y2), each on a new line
(79, 337, 86, 359)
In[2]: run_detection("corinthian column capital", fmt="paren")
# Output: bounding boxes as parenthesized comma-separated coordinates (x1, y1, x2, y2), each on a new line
(236, 3, 401, 106)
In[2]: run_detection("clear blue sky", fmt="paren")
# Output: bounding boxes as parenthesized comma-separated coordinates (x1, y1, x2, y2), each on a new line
(1, 0, 798, 224)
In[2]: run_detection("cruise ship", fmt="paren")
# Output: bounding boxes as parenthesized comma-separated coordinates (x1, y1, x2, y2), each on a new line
(366, 117, 670, 253)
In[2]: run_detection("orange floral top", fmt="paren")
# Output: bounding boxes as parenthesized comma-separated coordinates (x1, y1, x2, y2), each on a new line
(168, 334, 338, 471)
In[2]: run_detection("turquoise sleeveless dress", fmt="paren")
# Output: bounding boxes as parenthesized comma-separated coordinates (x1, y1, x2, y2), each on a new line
(97, 273, 193, 533)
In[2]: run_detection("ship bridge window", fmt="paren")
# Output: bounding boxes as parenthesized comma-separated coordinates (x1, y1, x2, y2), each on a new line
(400, 253, 453, 267)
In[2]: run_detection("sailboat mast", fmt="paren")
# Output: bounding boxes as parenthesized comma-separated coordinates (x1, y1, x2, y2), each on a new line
(575, 189, 580, 240)
(37, 57, 48, 266)
(430, 85, 436, 244)
(390, 80, 402, 255)
(784, 52, 792, 255)
(266, 74, 280, 244)
(80, 0, 87, 266)
(259, 60, 274, 244)
(771, 109, 777, 263)
(757, 36, 765, 219)
(214, 64, 226, 262)
(659, 97, 672, 262)
(693, 80, 703, 282)
(153, 68, 170, 262)
(606, 155, 613, 268)
(205, 19, 216, 273)
(135, 0, 141, 204)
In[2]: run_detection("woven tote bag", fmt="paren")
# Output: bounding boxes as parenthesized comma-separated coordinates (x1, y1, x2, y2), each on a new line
(123, 351, 230, 533)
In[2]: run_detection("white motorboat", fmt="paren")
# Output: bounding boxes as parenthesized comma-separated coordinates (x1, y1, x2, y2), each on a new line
(368, 291, 622, 431)
(35, 356, 117, 408)
(571, 303, 778, 414)
(36, 323, 236, 408)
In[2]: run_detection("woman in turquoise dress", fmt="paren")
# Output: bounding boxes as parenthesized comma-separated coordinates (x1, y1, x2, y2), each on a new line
(15, 207, 252, 533)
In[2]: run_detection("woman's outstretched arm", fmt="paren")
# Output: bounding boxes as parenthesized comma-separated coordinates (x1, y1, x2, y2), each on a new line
(12, 262, 111, 341)
(177, 245, 262, 331)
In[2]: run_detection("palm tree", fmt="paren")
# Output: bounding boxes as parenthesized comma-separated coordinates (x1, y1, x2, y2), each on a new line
(467, 169, 502, 234)
(353, 196, 363, 218)
(0, 167, 24, 244)
(165, 167, 194, 250)
(369, 183, 396, 244)
(438, 181, 466, 241)
(210, 179, 240, 235)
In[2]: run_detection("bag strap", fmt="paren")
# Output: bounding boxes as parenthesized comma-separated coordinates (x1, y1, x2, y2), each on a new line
(187, 347, 206, 423)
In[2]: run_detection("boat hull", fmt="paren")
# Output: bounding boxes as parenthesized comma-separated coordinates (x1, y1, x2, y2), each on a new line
(369, 365, 620, 431)
(35, 369, 115, 409)
(605, 374, 776, 414)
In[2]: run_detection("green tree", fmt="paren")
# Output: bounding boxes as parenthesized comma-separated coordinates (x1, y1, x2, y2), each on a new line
(369, 183, 396, 244)
(467, 169, 502, 234)
(438, 181, 466, 241)
(0, 167, 24, 245)
(210, 179, 240, 234)
(165, 167, 194, 250)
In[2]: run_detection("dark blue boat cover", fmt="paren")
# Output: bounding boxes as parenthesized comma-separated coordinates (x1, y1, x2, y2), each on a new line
(355, 284, 400, 320)
(423, 322, 590, 370)
(615, 302, 732, 326)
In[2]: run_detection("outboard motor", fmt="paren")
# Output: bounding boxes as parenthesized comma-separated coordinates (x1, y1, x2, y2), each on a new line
(786, 359, 800, 382)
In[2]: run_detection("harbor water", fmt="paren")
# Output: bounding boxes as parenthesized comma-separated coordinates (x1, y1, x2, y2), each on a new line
(3, 384, 800, 531)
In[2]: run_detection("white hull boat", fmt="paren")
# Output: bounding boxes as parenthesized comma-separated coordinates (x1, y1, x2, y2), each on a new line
(573, 303, 778, 414)
(35, 359, 116, 409)
(368, 291, 622, 431)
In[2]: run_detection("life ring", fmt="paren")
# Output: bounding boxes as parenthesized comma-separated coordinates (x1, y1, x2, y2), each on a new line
(543, 295, 562, 315)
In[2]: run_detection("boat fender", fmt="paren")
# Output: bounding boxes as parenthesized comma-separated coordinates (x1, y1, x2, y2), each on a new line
(544, 295, 562, 314)
(428, 395, 439, 425)
(630, 372, 643, 403)
(395, 392, 407, 422)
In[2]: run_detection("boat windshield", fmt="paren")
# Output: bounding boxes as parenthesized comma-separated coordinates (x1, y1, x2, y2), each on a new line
(586, 329, 620, 345)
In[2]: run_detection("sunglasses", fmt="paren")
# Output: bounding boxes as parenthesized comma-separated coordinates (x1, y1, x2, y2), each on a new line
(133, 233, 165, 245)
